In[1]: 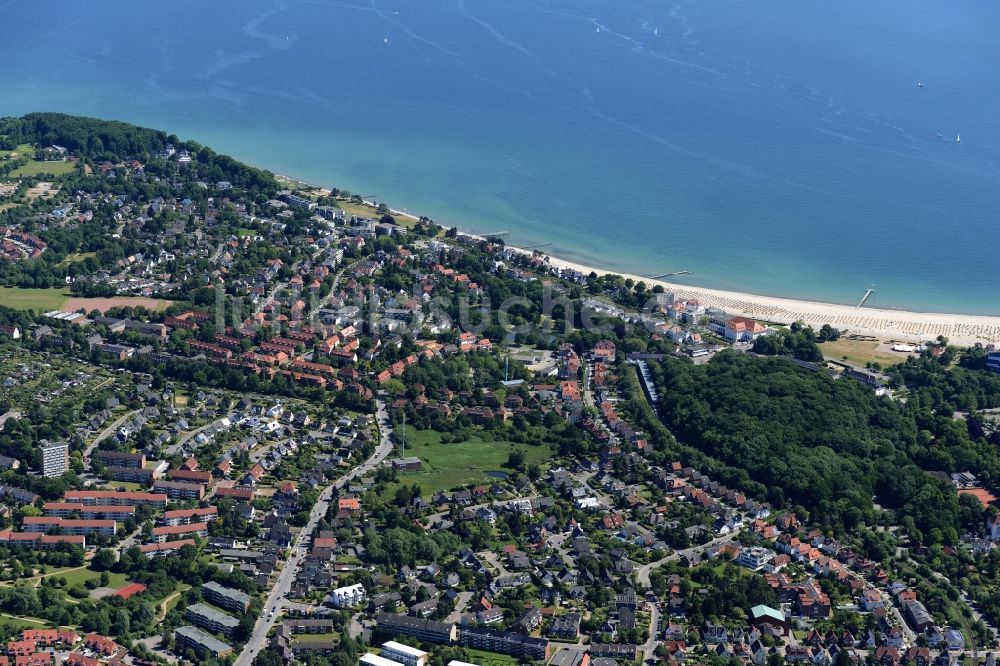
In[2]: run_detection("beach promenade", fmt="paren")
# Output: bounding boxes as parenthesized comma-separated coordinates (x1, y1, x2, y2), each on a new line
(357, 201, 1000, 346)
(545, 255, 1000, 346)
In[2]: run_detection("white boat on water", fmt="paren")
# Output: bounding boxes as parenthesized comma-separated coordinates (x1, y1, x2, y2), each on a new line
(956, 134, 961, 143)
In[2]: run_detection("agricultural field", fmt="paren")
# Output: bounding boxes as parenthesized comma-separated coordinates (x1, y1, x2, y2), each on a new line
(0, 286, 71, 311)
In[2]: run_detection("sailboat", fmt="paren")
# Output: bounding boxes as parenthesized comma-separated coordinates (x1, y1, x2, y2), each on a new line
(654, 27, 659, 36)
(956, 134, 961, 143)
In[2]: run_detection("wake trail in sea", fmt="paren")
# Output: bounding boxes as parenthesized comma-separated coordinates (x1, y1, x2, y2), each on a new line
(242, 0, 295, 50)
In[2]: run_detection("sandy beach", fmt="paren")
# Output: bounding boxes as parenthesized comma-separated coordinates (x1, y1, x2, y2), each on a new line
(540, 252, 1000, 346)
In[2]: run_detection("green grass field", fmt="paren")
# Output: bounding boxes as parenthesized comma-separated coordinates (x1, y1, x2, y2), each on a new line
(56, 252, 96, 267)
(0, 287, 71, 311)
(1, 144, 76, 178)
(391, 428, 553, 493)
(59, 568, 128, 590)
(819, 337, 904, 368)
(465, 649, 520, 666)
(0, 613, 47, 630)
(8, 160, 76, 178)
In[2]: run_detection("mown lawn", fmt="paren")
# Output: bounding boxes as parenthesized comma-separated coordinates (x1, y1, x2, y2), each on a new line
(59, 567, 128, 590)
(466, 648, 520, 666)
(8, 160, 76, 178)
(820, 337, 904, 368)
(1, 144, 76, 178)
(0, 287, 71, 311)
(0, 614, 47, 630)
(390, 427, 552, 493)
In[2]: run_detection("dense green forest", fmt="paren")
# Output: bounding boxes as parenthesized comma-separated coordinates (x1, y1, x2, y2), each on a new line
(648, 351, 1000, 544)
(0, 113, 169, 158)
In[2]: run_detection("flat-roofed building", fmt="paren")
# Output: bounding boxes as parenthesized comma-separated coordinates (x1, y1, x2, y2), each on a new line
(381, 641, 427, 666)
(361, 655, 404, 666)
(174, 625, 233, 659)
(184, 603, 239, 638)
(40, 442, 68, 478)
(202, 581, 252, 613)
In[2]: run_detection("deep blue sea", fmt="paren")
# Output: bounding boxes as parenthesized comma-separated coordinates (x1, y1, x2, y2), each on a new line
(2, 0, 999, 313)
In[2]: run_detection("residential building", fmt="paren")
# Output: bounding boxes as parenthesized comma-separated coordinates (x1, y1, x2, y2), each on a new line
(40, 442, 68, 478)
(151, 522, 208, 543)
(329, 583, 366, 608)
(361, 655, 404, 666)
(0, 530, 86, 550)
(381, 641, 428, 666)
(43, 503, 135, 521)
(153, 479, 205, 500)
(93, 450, 146, 468)
(904, 600, 935, 632)
(184, 603, 239, 638)
(140, 539, 196, 557)
(202, 581, 252, 613)
(162, 507, 218, 526)
(64, 490, 167, 508)
(459, 627, 550, 661)
(375, 613, 457, 644)
(174, 625, 233, 659)
(22, 517, 116, 537)
(106, 465, 161, 484)
(215, 486, 254, 502)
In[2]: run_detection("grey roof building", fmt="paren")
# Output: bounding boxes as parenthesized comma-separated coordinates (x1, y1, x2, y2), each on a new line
(174, 625, 234, 658)
(202, 581, 252, 613)
(184, 603, 239, 638)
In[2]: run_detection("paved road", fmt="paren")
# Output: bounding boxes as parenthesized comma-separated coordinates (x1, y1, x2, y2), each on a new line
(0, 410, 20, 432)
(642, 603, 661, 664)
(84, 408, 142, 460)
(445, 590, 474, 624)
(235, 398, 395, 666)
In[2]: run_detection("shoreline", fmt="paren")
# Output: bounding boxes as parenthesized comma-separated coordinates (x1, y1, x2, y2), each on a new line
(538, 252, 1000, 346)
(277, 175, 1000, 346)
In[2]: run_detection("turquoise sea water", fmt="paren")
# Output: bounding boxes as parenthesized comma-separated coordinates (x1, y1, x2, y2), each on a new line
(2, 0, 998, 313)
